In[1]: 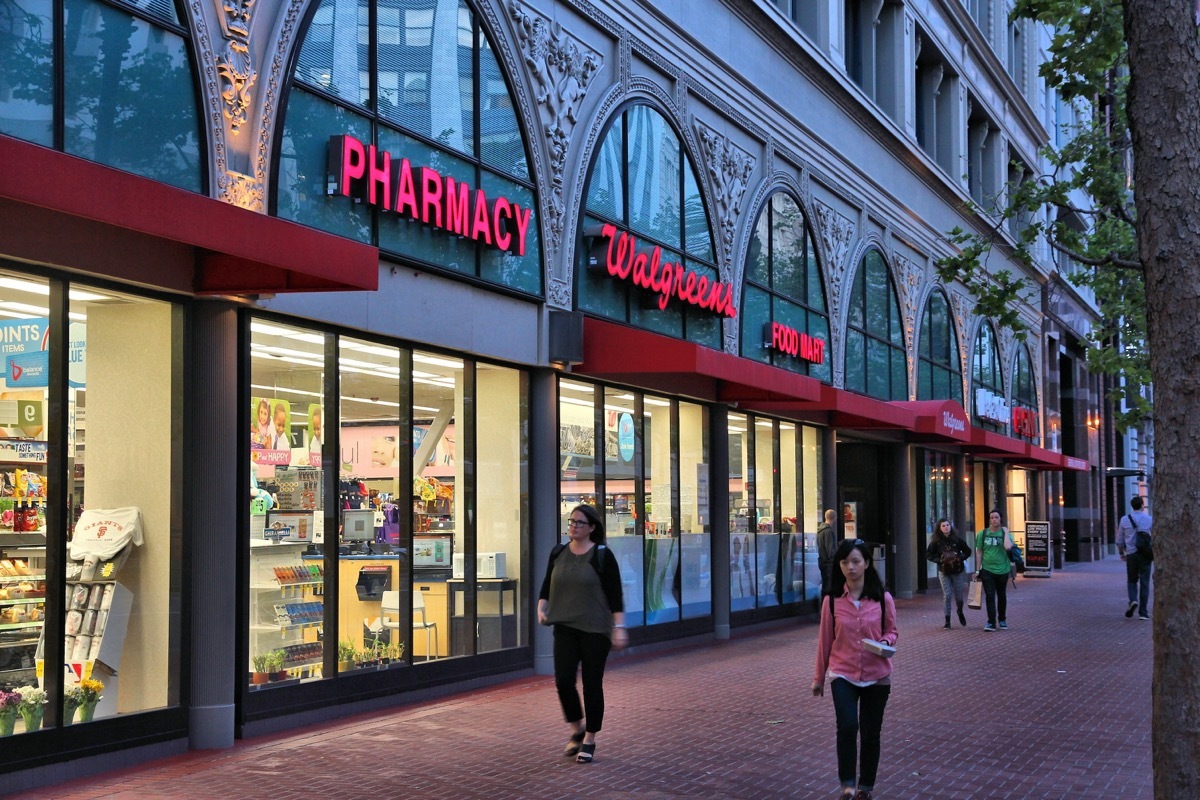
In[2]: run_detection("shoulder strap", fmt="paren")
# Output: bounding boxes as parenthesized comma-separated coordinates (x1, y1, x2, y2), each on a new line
(591, 544, 606, 576)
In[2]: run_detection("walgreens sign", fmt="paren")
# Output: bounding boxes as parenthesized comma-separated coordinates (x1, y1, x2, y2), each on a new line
(328, 134, 533, 255)
(589, 223, 737, 317)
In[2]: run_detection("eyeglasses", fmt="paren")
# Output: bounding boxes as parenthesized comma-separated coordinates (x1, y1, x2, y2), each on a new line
(568, 519, 591, 527)
(850, 539, 864, 545)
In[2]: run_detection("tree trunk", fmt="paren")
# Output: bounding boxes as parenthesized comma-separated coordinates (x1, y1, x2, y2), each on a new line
(1123, 0, 1200, 795)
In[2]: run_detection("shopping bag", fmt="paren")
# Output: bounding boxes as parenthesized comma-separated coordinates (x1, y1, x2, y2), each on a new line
(967, 578, 983, 609)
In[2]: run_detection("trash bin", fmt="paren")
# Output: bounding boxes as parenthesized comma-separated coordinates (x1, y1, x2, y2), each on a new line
(871, 544, 887, 587)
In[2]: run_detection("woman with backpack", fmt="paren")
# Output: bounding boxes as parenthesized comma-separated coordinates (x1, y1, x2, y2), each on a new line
(537, 503, 626, 763)
(975, 509, 1014, 632)
(811, 539, 898, 800)
(926, 518, 972, 629)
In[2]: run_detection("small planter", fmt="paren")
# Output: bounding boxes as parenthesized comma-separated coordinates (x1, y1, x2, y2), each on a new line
(250, 672, 270, 685)
(268, 671, 288, 682)
(338, 660, 356, 673)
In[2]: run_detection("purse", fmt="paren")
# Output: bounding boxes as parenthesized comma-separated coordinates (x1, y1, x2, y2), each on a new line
(967, 577, 983, 609)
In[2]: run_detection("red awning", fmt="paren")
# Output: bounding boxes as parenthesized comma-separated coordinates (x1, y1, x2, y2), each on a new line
(575, 317, 823, 405)
(1015, 442, 1068, 471)
(0, 134, 379, 295)
(965, 428, 1027, 458)
(893, 399, 972, 443)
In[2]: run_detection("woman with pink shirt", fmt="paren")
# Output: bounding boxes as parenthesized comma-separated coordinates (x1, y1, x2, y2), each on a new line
(811, 539, 898, 800)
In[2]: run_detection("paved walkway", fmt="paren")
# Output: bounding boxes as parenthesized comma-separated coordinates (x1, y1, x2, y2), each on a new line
(8, 558, 1152, 800)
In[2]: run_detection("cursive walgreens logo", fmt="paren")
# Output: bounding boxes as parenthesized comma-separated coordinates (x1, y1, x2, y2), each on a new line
(942, 410, 966, 433)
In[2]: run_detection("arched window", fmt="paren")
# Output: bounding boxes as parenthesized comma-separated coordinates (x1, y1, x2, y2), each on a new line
(971, 322, 1006, 432)
(917, 290, 962, 403)
(278, 0, 541, 296)
(1011, 345, 1038, 442)
(740, 192, 831, 381)
(577, 104, 720, 349)
(844, 249, 906, 400)
(0, 0, 203, 192)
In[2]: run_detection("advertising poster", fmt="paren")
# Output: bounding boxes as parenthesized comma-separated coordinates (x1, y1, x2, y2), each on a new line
(250, 397, 292, 466)
(1024, 521, 1051, 573)
(843, 501, 858, 540)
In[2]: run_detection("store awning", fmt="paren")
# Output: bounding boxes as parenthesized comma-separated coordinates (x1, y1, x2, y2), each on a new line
(575, 317, 823, 405)
(1014, 442, 1068, 471)
(0, 134, 379, 295)
(964, 428, 1028, 458)
(893, 399, 972, 443)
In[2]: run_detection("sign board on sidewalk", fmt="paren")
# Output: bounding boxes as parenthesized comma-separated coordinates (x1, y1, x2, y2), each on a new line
(1024, 521, 1051, 576)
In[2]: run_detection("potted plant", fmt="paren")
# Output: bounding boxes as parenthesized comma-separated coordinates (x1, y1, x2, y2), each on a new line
(337, 640, 356, 672)
(250, 652, 273, 684)
(16, 685, 46, 732)
(0, 688, 20, 736)
(64, 679, 103, 724)
(267, 650, 288, 681)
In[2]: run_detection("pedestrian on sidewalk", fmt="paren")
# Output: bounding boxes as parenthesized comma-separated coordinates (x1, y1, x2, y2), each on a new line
(926, 518, 971, 629)
(812, 539, 898, 800)
(975, 509, 1014, 631)
(1117, 496, 1153, 620)
(817, 508, 837, 596)
(537, 503, 626, 764)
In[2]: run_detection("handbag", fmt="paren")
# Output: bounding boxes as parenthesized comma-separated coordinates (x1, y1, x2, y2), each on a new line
(967, 577, 983, 609)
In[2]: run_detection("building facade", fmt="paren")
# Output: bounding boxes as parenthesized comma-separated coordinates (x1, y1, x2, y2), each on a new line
(0, 0, 1109, 789)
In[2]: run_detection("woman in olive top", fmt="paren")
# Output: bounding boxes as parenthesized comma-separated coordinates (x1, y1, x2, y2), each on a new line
(538, 504, 626, 763)
(975, 509, 1014, 632)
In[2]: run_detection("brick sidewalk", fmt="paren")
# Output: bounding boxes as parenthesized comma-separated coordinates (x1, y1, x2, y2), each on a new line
(7, 558, 1152, 800)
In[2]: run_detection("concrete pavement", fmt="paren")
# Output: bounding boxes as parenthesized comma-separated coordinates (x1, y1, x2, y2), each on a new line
(7, 557, 1152, 799)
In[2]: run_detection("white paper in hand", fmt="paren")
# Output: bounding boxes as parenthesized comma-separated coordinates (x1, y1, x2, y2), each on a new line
(862, 638, 896, 658)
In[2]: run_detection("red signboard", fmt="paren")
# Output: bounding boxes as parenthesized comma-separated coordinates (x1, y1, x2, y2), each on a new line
(328, 134, 532, 255)
(1012, 406, 1038, 438)
(589, 223, 737, 317)
(762, 321, 825, 364)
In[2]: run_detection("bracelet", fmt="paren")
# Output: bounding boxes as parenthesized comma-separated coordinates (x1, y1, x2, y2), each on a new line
(613, 624, 626, 629)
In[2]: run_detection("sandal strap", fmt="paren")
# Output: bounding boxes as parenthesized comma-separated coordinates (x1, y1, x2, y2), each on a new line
(576, 743, 595, 763)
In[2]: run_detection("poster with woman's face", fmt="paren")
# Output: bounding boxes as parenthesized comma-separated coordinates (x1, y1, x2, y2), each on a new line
(308, 404, 323, 451)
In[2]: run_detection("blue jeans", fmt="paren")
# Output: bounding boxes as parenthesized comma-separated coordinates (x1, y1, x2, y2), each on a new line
(830, 678, 891, 790)
(980, 569, 1008, 625)
(1126, 553, 1151, 613)
(552, 625, 613, 733)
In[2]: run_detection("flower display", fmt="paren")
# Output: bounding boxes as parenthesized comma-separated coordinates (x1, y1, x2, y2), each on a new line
(16, 685, 46, 712)
(0, 688, 21, 712)
(65, 679, 104, 705)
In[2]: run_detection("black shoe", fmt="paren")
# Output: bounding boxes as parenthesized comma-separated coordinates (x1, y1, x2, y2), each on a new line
(1126, 601, 1138, 618)
(958, 608, 967, 626)
(576, 743, 595, 763)
(563, 728, 585, 757)
(944, 616, 951, 629)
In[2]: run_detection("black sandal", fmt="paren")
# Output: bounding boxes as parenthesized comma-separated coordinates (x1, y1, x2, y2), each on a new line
(576, 743, 595, 763)
(563, 729, 585, 757)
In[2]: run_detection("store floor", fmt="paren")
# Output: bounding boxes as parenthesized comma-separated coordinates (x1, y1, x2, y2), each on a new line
(10, 558, 1151, 799)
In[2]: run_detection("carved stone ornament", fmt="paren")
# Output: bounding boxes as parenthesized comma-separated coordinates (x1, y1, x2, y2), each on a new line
(217, 170, 266, 212)
(508, 1, 603, 249)
(696, 122, 756, 266)
(893, 254, 923, 391)
(949, 290, 975, 401)
(813, 200, 856, 320)
(216, 0, 259, 134)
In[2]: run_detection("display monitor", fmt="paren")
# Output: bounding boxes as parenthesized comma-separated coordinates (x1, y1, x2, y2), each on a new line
(341, 509, 376, 543)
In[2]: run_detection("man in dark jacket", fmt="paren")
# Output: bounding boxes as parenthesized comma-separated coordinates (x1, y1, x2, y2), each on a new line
(816, 509, 837, 595)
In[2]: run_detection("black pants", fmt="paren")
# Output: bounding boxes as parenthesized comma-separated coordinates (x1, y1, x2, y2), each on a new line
(553, 625, 613, 733)
(830, 678, 891, 790)
(981, 568, 1008, 625)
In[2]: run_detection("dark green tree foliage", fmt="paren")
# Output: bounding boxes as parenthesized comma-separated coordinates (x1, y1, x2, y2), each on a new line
(935, 0, 1149, 431)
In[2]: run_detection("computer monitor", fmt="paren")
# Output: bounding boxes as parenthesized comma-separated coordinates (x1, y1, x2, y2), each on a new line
(341, 509, 376, 543)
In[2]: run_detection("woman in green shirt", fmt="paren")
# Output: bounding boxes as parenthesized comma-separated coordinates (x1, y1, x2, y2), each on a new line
(974, 509, 1014, 632)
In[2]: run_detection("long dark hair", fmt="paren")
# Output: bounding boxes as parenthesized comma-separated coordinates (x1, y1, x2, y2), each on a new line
(935, 518, 957, 539)
(572, 503, 605, 545)
(827, 539, 886, 606)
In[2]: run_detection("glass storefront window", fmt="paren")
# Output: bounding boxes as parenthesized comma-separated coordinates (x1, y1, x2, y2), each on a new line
(779, 422, 800, 604)
(0, 271, 180, 733)
(728, 412, 755, 611)
(1012, 345, 1038, 443)
(971, 323, 1005, 432)
(678, 401, 709, 618)
(603, 386, 643, 627)
(644, 394, 677, 625)
(248, 320, 328, 684)
(801, 425, 823, 602)
(754, 418, 778, 607)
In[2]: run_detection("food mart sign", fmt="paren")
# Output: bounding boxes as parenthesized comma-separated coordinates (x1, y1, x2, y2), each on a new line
(763, 322, 825, 364)
(328, 134, 533, 255)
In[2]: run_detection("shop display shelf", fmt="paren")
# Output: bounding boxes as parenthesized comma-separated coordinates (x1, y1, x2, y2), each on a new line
(0, 620, 41, 632)
(0, 597, 45, 606)
(0, 574, 45, 583)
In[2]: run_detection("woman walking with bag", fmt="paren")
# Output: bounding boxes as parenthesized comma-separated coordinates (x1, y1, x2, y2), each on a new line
(812, 539, 898, 800)
(975, 509, 1014, 632)
(537, 504, 626, 763)
(927, 518, 972, 629)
